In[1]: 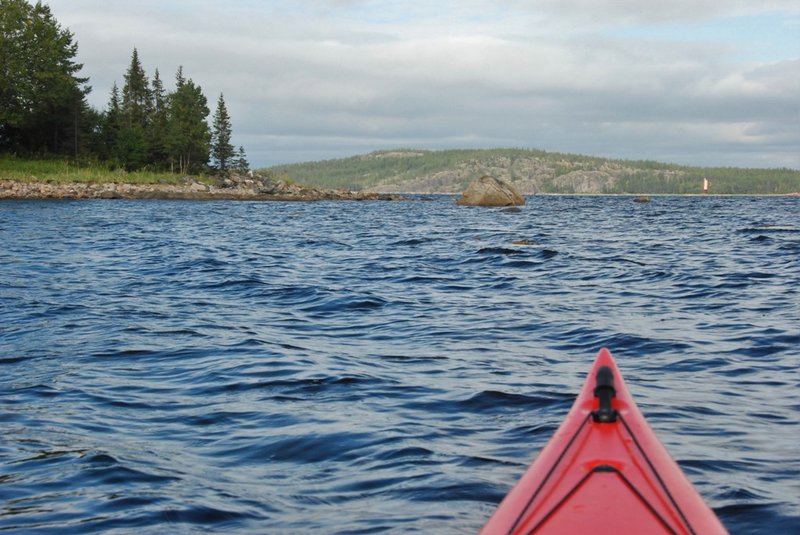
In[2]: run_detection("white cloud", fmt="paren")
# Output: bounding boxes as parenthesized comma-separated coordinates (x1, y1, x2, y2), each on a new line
(509, 0, 800, 24)
(44, 0, 800, 168)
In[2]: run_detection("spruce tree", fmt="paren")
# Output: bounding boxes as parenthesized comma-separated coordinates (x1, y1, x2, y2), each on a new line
(121, 48, 151, 129)
(117, 48, 151, 169)
(211, 93, 234, 173)
(166, 67, 210, 174)
(233, 146, 250, 174)
(148, 68, 169, 167)
(101, 82, 121, 162)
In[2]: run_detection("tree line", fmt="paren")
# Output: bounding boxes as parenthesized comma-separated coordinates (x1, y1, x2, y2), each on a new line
(0, 0, 248, 175)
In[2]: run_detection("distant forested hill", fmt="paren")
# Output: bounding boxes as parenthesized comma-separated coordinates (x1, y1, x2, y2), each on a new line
(263, 148, 800, 194)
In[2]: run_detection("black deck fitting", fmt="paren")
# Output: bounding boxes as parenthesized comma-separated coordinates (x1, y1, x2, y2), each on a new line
(592, 365, 618, 423)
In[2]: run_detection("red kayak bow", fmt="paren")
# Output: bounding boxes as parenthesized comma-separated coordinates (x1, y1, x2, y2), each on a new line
(481, 348, 727, 534)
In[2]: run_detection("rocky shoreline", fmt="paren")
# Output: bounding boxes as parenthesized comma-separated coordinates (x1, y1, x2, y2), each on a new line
(0, 174, 404, 202)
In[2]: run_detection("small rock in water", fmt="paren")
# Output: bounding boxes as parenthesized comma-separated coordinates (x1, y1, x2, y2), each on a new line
(512, 239, 534, 245)
(633, 197, 651, 203)
(456, 175, 525, 207)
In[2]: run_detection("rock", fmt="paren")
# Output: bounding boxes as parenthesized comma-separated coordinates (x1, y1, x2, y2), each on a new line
(512, 239, 534, 245)
(552, 171, 615, 193)
(456, 175, 525, 207)
(633, 196, 651, 203)
(501, 207, 523, 213)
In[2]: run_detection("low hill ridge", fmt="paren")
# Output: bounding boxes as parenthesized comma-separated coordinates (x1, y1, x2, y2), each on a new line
(264, 148, 800, 195)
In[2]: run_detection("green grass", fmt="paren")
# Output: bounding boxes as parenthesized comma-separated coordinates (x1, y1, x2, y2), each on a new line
(0, 155, 208, 185)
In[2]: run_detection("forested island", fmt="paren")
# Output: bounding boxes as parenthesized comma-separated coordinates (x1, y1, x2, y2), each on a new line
(266, 149, 800, 195)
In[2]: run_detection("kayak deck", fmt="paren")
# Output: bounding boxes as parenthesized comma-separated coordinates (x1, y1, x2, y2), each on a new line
(480, 348, 727, 534)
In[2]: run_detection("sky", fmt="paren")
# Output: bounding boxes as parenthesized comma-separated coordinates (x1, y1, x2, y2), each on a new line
(45, 0, 800, 169)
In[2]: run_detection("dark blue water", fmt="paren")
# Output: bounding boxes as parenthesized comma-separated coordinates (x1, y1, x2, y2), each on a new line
(1, 196, 798, 534)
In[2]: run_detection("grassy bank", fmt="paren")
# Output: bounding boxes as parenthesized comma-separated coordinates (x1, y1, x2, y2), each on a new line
(0, 156, 211, 185)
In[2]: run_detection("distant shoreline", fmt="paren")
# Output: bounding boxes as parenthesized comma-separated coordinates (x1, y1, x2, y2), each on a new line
(267, 148, 800, 195)
(373, 192, 800, 197)
(1, 180, 796, 201)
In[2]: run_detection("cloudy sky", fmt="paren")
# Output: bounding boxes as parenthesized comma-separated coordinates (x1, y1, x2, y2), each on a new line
(46, 0, 800, 168)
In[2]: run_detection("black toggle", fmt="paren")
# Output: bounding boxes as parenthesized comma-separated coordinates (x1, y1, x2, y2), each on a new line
(592, 365, 617, 423)
(592, 464, 617, 473)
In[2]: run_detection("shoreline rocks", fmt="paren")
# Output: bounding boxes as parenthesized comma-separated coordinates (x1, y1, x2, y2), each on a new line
(0, 174, 404, 202)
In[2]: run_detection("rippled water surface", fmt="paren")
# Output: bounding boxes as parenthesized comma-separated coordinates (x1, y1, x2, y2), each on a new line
(1, 196, 798, 534)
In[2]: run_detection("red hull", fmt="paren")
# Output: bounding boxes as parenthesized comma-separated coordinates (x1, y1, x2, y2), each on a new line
(480, 348, 727, 534)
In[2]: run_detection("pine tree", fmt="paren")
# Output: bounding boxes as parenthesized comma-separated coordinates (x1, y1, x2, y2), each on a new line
(211, 93, 235, 173)
(0, 0, 89, 154)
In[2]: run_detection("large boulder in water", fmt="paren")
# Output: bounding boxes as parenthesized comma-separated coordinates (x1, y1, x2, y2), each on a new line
(456, 176, 525, 207)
